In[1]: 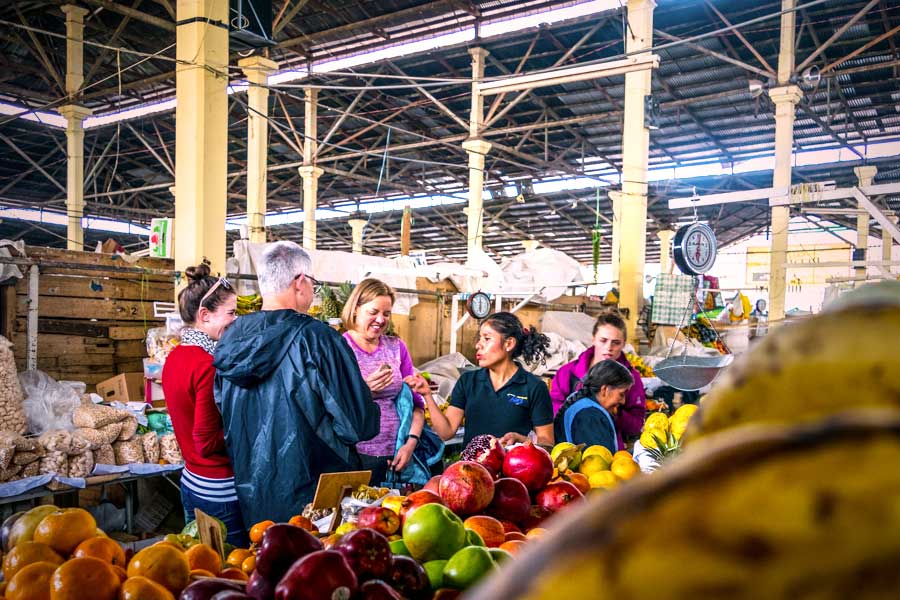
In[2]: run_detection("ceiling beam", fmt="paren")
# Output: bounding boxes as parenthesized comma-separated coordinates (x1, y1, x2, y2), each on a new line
(81, 0, 176, 31)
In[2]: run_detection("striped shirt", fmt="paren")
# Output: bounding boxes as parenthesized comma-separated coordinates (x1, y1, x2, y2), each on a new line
(181, 466, 238, 503)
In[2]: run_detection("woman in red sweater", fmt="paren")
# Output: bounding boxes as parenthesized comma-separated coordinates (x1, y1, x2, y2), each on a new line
(161, 262, 247, 546)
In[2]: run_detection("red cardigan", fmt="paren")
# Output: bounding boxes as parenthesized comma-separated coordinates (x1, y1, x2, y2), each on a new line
(161, 345, 234, 479)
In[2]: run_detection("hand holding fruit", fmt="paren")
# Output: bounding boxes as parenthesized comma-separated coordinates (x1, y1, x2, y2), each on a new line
(366, 365, 393, 393)
(403, 374, 431, 397)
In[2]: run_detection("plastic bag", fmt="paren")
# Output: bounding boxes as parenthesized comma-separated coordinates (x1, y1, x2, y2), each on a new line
(146, 327, 180, 363)
(18, 370, 82, 434)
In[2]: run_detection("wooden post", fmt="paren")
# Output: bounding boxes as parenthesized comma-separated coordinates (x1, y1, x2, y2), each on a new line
(400, 206, 412, 256)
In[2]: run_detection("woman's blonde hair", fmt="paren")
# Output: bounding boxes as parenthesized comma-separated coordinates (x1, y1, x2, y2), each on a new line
(341, 278, 396, 329)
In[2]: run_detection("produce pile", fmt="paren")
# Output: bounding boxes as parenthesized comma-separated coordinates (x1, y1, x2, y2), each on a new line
(624, 352, 654, 378)
(467, 281, 900, 600)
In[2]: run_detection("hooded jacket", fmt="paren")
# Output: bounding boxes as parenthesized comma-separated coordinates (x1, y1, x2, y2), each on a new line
(549, 348, 646, 450)
(213, 309, 380, 525)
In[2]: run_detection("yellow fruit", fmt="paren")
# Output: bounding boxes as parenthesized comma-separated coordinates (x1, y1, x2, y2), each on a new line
(5, 560, 57, 600)
(610, 458, 640, 481)
(3, 542, 64, 581)
(49, 556, 120, 600)
(582, 445, 613, 463)
(671, 404, 698, 424)
(578, 455, 611, 477)
(119, 576, 175, 600)
(644, 412, 669, 432)
(33, 509, 97, 556)
(335, 522, 358, 535)
(550, 442, 583, 470)
(126, 544, 190, 596)
(184, 544, 222, 574)
(612, 451, 633, 463)
(640, 430, 665, 450)
(587, 471, 618, 490)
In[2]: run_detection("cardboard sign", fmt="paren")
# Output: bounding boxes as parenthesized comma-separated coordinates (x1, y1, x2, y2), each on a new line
(195, 508, 226, 560)
(311, 471, 372, 534)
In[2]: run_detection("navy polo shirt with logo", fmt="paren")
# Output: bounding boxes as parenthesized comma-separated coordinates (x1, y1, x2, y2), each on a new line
(450, 365, 553, 446)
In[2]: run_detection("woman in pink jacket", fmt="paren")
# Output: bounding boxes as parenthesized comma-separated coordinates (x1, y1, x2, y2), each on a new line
(550, 311, 646, 450)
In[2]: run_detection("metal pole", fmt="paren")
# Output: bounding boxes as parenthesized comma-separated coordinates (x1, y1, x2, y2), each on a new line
(26, 265, 39, 371)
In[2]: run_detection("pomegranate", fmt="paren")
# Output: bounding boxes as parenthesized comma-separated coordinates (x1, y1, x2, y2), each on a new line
(535, 480, 584, 513)
(460, 434, 506, 477)
(399, 490, 443, 524)
(423, 475, 442, 494)
(485, 478, 531, 524)
(502, 442, 553, 493)
(438, 461, 495, 516)
(519, 505, 552, 531)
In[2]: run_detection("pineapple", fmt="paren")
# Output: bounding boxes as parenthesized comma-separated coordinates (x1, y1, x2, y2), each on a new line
(318, 284, 343, 320)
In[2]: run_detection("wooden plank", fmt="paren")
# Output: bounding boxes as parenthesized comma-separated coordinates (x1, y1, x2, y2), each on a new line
(26, 246, 175, 271)
(1, 285, 14, 339)
(57, 354, 120, 368)
(108, 326, 152, 340)
(13, 318, 110, 338)
(14, 274, 173, 302)
(114, 340, 148, 358)
(43, 370, 116, 386)
(37, 267, 172, 284)
(115, 359, 144, 372)
(16, 296, 161, 321)
(13, 334, 116, 360)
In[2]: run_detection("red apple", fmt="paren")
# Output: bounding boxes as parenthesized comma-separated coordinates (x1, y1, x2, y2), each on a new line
(333, 528, 392, 581)
(358, 579, 404, 600)
(535, 480, 584, 513)
(255, 523, 323, 582)
(246, 571, 275, 600)
(485, 477, 531, 524)
(388, 555, 430, 600)
(358, 506, 400, 536)
(432, 590, 462, 600)
(274, 550, 357, 600)
(502, 442, 553, 492)
(519, 505, 552, 531)
(399, 489, 443, 524)
(423, 475, 442, 494)
(460, 434, 506, 477)
(439, 461, 495, 516)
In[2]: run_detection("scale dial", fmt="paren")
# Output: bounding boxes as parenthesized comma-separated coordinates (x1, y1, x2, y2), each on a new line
(466, 291, 492, 319)
(673, 223, 717, 276)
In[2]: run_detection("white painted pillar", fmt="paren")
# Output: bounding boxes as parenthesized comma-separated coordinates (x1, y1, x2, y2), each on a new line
(616, 0, 656, 339)
(464, 47, 490, 264)
(657, 229, 676, 273)
(521, 239, 540, 252)
(609, 190, 623, 283)
(767, 0, 801, 324)
(239, 56, 278, 244)
(348, 217, 367, 254)
(300, 87, 321, 250)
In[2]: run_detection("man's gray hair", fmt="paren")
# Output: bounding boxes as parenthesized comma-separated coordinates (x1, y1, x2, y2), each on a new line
(258, 241, 312, 295)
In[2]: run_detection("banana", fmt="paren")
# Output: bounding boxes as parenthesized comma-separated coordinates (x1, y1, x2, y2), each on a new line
(467, 411, 900, 600)
(684, 300, 900, 443)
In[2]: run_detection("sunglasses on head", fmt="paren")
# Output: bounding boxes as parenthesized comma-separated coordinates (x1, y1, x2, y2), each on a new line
(199, 277, 232, 308)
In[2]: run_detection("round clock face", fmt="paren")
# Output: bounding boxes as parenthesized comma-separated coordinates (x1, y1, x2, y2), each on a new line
(467, 292, 492, 319)
(756, 299, 767, 313)
(673, 223, 717, 275)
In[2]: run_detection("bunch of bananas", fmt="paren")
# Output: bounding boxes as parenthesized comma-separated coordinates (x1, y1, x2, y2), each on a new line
(236, 294, 262, 316)
(467, 281, 900, 600)
(625, 352, 655, 377)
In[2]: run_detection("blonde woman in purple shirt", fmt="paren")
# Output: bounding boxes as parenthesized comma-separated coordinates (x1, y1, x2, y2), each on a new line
(341, 279, 426, 485)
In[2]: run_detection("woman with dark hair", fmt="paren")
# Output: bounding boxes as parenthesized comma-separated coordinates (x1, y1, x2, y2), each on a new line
(408, 312, 555, 447)
(554, 359, 634, 453)
(161, 261, 248, 546)
(550, 311, 647, 450)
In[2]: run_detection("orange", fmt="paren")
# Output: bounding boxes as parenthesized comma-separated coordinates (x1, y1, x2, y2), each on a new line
(5, 560, 57, 600)
(610, 457, 641, 481)
(563, 472, 591, 495)
(119, 576, 175, 600)
(33, 509, 97, 557)
(183, 544, 222, 574)
(612, 450, 633, 462)
(240, 554, 256, 575)
(189, 569, 216, 578)
(462, 516, 506, 548)
(111, 565, 127, 584)
(3, 541, 64, 581)
(504, 531, 527, 542)
(498, 540, 527, 555)
(225, 548, 253, 568)
(525, 527, 548, 539)
(218, 567, 249, 581)
(126, 544, 190, 596)
(49, 556, 119, 600)
(288, 515, 316, 532)
(72, 537, 126, 567)
(248, 520, 275, 544)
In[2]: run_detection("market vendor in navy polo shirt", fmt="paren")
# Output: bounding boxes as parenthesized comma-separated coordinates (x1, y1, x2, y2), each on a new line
(406, 312, 555, 447)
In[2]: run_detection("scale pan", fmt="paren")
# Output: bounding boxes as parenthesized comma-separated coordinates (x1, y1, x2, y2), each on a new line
(653, 354, 734, 391)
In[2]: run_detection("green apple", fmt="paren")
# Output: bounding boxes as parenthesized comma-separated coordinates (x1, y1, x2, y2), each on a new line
(402, 503, 466, 562)
(442, 546, 499, 590)
(465, 529, 485, 547)
(423, 559, 448, 589)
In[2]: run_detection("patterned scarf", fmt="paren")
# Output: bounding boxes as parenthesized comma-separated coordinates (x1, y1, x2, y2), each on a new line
(180, 328, 216, 355)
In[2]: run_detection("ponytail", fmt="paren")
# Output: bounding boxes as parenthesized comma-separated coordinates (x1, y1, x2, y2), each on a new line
(480, 312, 551, 365)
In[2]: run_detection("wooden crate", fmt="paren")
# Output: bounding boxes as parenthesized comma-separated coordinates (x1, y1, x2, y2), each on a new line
(3, 246, 175, 388)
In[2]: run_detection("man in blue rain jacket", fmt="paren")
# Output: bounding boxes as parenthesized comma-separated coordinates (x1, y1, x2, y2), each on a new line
(213, 241, 380, 525)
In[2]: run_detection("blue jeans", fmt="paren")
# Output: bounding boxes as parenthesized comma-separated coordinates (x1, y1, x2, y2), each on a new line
(180, 479, 250, 548)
